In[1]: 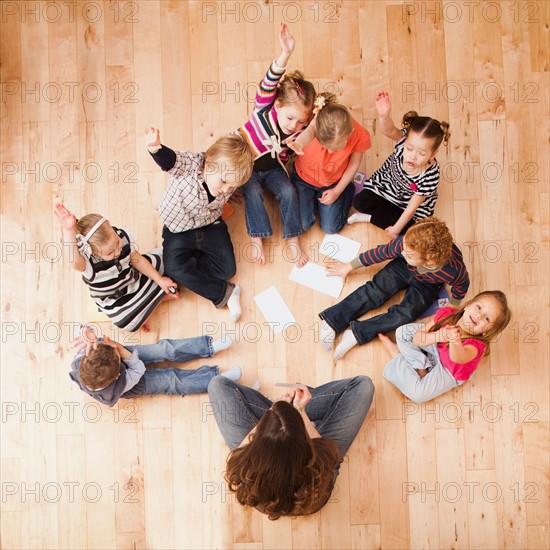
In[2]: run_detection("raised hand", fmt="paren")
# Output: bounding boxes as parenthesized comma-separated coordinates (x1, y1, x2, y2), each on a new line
(375, 91, 392, 118)
(278, 23, 295, 58)
(54, 203, 77, 231)
(144, 127, 161, 149)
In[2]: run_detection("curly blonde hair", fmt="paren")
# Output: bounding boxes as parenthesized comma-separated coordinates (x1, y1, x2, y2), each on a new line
(404, 217, 453, 266)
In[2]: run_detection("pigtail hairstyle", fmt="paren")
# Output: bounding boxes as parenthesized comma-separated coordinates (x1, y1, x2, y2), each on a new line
(402, 111, 451, 150)
(429, 290, 511, 355)
(225, 401, 337, 520)
(277, 70, 316, 111)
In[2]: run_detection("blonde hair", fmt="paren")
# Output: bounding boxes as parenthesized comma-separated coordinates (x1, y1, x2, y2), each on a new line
(314, 96, 354, 145)
(76, 214, 114, 256)
(277, 70, 316, 112)
(205, 134, 254, 187)
(404, 217, 453, 266)
(402, 111, 451, 150)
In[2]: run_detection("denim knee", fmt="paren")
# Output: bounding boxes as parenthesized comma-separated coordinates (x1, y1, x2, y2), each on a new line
(353, 375, 375, 403)
(207, 374, 232, 396)
(320, 217, 344, 235)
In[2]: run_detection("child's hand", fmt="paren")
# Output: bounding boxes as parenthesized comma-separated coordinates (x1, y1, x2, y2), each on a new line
(54, 203, 77, 231)
(145, 127, 161, 149)
(326, 261, 353, 282)
(283, 137, 304, 155)
(437, 325, 461, 344)
(157, 275, 180, 297)
(74, 326, 99, 357)
(319, 189, 340, 206)
(375, 91, 392, 118)
(385, 225, 400, 239)
(279, 23, 295, 57)
(292, 385, 312, 410)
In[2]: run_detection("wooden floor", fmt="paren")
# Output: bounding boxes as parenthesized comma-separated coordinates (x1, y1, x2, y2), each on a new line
(1, 1, 549, 548)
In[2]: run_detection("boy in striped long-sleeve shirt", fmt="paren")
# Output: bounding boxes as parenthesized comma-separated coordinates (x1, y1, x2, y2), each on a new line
(319, 218, 470, 359)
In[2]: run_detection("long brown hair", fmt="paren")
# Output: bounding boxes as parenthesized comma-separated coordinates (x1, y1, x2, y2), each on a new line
(225, 401, 335, 520)
(430, 290, 511, 356)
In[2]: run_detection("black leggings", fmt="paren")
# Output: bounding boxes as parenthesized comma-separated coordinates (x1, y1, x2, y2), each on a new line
(353, 189, 415, 235)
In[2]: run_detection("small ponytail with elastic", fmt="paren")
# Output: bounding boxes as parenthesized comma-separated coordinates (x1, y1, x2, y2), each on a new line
(402, 111, 451, 151)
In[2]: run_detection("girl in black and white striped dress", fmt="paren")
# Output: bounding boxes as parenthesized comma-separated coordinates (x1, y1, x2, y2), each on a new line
(349, 91, 450, 239)
(55, 203, 179, 332)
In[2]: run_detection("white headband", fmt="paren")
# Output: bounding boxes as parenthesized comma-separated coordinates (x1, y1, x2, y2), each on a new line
(76, 217, 108, 258)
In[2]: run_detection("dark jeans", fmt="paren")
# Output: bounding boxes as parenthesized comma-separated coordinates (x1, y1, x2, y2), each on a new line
(293, 171, 355, 234)
(353, 189, 415, 235)
(319, 257, 441, 345)
(162, 221, 236, 307)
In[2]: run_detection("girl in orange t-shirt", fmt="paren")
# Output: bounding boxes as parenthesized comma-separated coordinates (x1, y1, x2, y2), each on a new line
(289, 96, 371, 234)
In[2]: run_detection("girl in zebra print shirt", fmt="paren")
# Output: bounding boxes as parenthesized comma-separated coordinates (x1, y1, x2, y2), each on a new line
(349, 91, 450, 239)
(55, 203, 179, 332)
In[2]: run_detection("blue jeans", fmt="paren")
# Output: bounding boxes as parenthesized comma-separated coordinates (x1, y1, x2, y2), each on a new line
(319, 257, 441, 345)
(293, 171, 355, 234)
(242, 166, 302, 239)
(207, 375, 374, 456)
(162, 221, 236, 307)
(127, 336, 219, 396)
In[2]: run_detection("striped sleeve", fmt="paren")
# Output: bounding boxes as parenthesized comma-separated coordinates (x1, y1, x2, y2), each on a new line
(449, 262, 470, 302)
(254, 61, 286, 111)
(445, 245, 470, 302)
(358, 237, 403, 267)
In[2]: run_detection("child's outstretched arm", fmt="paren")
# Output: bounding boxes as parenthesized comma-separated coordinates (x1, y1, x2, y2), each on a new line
(130, 251, 180, 296)
(376, 91, 402, 141)
(284, 118, 316, 155)
(275, 23, 295, 69)
(54, 203, 86, 272)
(145, 127, 177, 172)
(385, 194, 425, 238)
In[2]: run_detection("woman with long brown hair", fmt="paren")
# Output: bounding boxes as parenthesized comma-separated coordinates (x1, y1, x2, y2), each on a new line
(207, 375, 374, 520)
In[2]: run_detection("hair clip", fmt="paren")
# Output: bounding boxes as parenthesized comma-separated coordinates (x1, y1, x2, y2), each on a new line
(313, 96, 326, 115)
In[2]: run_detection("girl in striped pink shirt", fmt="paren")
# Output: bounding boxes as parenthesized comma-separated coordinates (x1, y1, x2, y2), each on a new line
(237, 24, 314, 267)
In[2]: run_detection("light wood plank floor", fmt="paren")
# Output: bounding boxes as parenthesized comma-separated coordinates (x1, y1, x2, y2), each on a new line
(1, 1, 548, 548)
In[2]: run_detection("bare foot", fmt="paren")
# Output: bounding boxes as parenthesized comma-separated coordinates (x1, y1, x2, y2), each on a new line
(378, 333, 399, 358)
(286, 237, 309, 267)
(248, 237, 266, 265)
